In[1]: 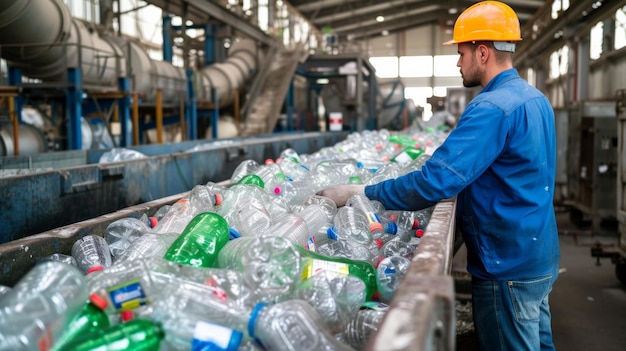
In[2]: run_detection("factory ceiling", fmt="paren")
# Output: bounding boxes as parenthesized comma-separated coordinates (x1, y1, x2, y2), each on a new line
(290, 0, 547, 41)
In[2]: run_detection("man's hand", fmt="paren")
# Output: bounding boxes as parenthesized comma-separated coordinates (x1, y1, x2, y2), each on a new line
(317, 184, 366, 207)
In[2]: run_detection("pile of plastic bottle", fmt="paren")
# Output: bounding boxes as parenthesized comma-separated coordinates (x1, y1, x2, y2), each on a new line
(0, 128, 446, 351)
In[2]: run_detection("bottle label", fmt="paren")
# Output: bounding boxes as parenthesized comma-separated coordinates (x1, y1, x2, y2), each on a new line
(192, 321, 241, 351)
(393, 151, 412, 163)
(108, 279, 148, 311)
(301, 259, 349, 280)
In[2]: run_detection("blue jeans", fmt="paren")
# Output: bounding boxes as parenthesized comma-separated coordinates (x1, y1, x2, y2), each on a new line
(471, 266, 558, 351)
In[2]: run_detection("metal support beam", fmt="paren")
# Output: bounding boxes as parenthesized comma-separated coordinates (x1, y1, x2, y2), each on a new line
(118, 77, 131, 147)
(8, 67, 23, 124)
(66, 68, 83, 150)
(186, 69, 197, 140)
(205, 24, 215, 66)
(147, 0, 273, 46)
(163, 16, 173, 63)
(210, 88, 218, 139)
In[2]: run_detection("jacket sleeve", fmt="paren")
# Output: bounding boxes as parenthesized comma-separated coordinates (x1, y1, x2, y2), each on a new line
(365, 100, 510, 211)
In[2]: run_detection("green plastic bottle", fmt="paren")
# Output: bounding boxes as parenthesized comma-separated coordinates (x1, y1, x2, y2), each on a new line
(391, 145, 425, 164)
(231, 174, 265, 188)
(295, 246, 378, 301)
(163, 212, 230, 268)
(60, 318, 164, 351)
(51, 294, 110, 351)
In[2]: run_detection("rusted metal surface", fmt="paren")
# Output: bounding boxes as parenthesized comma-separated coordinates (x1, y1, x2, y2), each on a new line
(367, 197, 457, 351)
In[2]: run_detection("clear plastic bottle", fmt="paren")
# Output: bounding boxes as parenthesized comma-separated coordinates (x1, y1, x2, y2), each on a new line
(380, 238, 416, 260)
(39, 253, 78, 267)
(105, 217, 152, 258)
(71, 235, 113, 274)
(376, 256, 412, 303)
(0, 261, 88, 351)
(342, 309, 386, 350)
(60, 318, 164, 350)
(249, 299, 354, 351)
(149, 277, 248, 350)
(333, 206, 373, 245)
(152, 198, 195, 235)
(116, 232, 178, 263)
(217, 236, 301, 303)
(233, 196, 273, 237)
(345, 193, 385, 239)
(293, 270, 366, 334)
(262, 204, 327, 249)
(303, 195, 338, 222)
(230, 159, 260, 183)
(163, 212, 230, 268)
(98, 147, 148, 163)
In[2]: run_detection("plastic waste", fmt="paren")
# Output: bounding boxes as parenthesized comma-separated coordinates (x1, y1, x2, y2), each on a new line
(60, 318, 164, 350)
(342, 309, 386, 350)
(345, 193, 385, 239)
(249, 299, 354, 351)
(0, 261, 88, 351)
(376, 256, 412, 303)
(105, 217, 153, 258)
(71, 235, 113, 274)
(163, 212, 230, 268)
(51, 295, 110, 351)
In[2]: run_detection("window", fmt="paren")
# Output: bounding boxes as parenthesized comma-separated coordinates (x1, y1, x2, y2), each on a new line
(370, 57, 399, 78)
(434, 55, 461, 77)
(399, 56, 433, 78)
(590, 21, 603, 60)
(551, 0, 570, 20)
(549, 46, 568, 79)
(405, 87, 433, 120)
(616, 6, 626, 50)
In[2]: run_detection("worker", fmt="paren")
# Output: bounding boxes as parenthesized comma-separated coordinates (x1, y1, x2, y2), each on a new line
(318, 1, 560, 350)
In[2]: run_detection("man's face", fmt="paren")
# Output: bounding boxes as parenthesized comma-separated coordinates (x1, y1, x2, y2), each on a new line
(457, 43, 482, 88)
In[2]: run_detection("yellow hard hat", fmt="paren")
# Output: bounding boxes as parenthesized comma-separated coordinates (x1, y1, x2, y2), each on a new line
(444, 1, 522, 45)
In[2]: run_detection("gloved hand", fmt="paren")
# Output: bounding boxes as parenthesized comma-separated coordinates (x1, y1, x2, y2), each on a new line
(317, 184, 366, 207)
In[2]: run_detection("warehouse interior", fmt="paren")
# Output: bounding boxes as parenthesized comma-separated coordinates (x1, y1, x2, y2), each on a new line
(1, 0, 626, 350)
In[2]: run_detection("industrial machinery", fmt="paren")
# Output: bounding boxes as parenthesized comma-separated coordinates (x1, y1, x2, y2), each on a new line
(592, 90, 626, 284)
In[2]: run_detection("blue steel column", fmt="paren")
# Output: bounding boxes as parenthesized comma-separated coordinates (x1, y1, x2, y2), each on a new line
(8, 67, 23, 122)
(186, 69, 197, 140)
(118, 77, 131, 146)
(66, 68, 83, 150)
(205, 24, 215, 66)
(211, 88, 218, 139)
(163, 16, 173, 63)
(285, 79, 295, 132)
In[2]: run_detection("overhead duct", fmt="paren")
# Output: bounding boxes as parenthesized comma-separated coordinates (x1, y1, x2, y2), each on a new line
(0, 0, 258, 105)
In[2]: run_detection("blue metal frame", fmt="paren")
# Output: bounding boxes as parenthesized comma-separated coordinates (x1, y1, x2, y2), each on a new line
(162, 16, 173, 63)
(8, 67, 23, 123)
(118, 77, 131, 147)
(205, 24, 215, 66)
(186, 69, 197, 140)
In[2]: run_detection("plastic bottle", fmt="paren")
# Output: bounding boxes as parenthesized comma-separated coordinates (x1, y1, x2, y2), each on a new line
(380, 239, 416, 260)
(230, 159, 260, 183)
(303, 195, 338, 222)
(116, 232, 178, 263)
(60, 318, 164, 351)
(297, 246, 378, 301)
(163, 212, 230, 268)
(98, 147, 148, 163)
(376, 256, 412, 303)
(342, 309, 386, 350)
(217, 236, 301, 303)
(391, 145, 424, 164)
(189, 183, 223, 213)
(333, 206, 373, 245)
(262, 204, 327, 249)
(152, 198, 195, 235)
(230, 196, 273, 238)
(413, 207, 433, 229)
(149, 277, 248, 350)
(248, 299, 354, 351)
(71, 235, 113, 274)
(345, 193, 385, 239)
(39, 253, 78, 267)
(293, 270, 366, 334)
(0, 261, 88, 351)
(105, 217, 153, 258)
(51, 295, 110, 351)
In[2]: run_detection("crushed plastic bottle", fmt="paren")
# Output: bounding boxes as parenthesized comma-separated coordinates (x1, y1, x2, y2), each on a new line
(71, 235, 113, 274)
(376, 256, 412, 303)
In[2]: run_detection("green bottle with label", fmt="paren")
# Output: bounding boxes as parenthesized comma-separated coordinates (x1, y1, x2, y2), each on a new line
(164, 212, 230, 268)
(295, 245, 378, 300)
(51, 295, 110, 351)
(391, 145, 424, 164)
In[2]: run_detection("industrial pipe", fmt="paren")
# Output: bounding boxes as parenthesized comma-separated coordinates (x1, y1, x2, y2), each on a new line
(0, 0, 259, 105)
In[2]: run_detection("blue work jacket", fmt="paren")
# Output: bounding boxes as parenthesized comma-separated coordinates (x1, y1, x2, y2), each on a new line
(365, 68, 560, 280)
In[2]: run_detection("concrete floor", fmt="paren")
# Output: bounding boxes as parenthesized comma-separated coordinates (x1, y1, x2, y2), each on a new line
(455, 209, 626, 350)
(550, 211, 626, 351)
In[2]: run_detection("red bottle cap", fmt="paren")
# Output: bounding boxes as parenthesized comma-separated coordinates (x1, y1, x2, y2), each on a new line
(415, 229, 425, 238)
(389, 213, 398, 222)
(148, 216, 158, 228)
(412, 219, 419, 230)
(213, 193, 223, 206)
(374, 239, 383, 248)
(265, 159, 275, 165)
(121, 310, 134, 322)
(89, 293, 108, 310)
(273, 186, 282, 195)
(86, 266, 103, 275)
